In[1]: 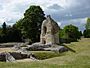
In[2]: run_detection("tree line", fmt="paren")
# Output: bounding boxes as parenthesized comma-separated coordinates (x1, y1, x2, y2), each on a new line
(0, 22, 22, 43)
(59, 24, 82, 43)
(0, 5, 90, 43)
(83, 18, 90, 38)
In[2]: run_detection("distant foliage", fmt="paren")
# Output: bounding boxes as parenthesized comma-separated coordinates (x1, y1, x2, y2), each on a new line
(59, 24, 81, 43)
(83, 18, 90, 38)
(86, 18, 90, 30)
(0, 22, 22, 43)
(2, 22, 7, 35)
(6, 25, 22, 42)
(15, 5, 45, 43)
(83, 29, 90, 38)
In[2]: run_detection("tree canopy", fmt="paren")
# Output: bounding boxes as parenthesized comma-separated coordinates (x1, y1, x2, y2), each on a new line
(86, 18, 90, 29)
(83, 18, 90, 38)
(2, 22, 7, 35)
(59, 24, 81, 43)
(15, 5, 45, 43)
(0, 22, 22, 43)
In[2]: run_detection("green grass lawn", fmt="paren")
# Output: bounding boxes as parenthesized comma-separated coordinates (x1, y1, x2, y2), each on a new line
(0, 38, 90, 68)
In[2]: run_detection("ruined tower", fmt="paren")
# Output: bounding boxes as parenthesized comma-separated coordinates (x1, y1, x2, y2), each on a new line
(40, 15, 60, 45)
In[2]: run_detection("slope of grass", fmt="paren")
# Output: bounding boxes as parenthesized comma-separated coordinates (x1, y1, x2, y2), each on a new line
(31, 51, 64, 60)
(0, 38, 90, 68)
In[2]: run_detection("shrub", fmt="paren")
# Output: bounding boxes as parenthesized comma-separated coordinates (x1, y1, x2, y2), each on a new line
(83, 29, 90, 38)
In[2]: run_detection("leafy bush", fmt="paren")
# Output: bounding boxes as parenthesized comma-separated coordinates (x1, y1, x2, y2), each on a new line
(59, 24, 81, 43)
(83, 29, 90, 38)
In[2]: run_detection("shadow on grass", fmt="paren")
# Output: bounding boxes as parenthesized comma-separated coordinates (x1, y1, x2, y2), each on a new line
(57, 43, 76, 53)
(61, 44, 76, 53)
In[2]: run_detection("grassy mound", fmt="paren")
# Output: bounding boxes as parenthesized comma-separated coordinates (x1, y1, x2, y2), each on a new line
(32, 51, 64, 60)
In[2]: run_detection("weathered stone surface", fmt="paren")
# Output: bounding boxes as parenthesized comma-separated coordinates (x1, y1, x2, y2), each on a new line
(44, 46, 68, 52)
(13, 43, 21, 51)
(0, 52, 32, 62)
(6, 52, 16, 62)
(27, 42, 51, 51)
(0, 52, 6, 61)
(30, 54, 39, 61)
(26, 43, 68, 52)
(0, 52, 16, 62)
(9, 52, 38, 61)
(40, 15, 60, 45)
(13, 42, 29, 50)
(9, 52, 29, 59)
(0, 43, 17, 48)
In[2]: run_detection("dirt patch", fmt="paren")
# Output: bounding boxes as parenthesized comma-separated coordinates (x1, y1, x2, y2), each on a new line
(0, 48, 14, 53)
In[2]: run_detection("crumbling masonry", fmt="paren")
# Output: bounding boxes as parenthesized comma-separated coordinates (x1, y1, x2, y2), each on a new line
(40, 15, 60, 45)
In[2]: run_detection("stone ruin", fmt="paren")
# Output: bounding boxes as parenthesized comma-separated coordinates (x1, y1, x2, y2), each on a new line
(40, 15, 60, 45)
(0, 43, 38, 62)
(0, 15, 68, 62)
(26, 15, 68, 52)
(0, 52, 38, 62)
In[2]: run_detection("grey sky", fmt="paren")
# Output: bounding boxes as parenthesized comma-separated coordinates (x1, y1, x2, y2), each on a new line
(0, 0, 90, 31)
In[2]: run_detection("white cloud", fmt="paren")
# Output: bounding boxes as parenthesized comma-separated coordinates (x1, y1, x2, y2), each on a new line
(57, 22, 61, 27)
(0, 0, 90, 31)
(60, 18, 86, 31)
(0, 18, 4, 24)
(0, 0, 32, 25)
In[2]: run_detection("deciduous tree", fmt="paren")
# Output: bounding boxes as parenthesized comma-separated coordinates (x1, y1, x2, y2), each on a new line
(16, 5, 45, 43)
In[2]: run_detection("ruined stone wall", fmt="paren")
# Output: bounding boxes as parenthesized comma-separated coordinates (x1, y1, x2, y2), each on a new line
(40, 15, 60, 45)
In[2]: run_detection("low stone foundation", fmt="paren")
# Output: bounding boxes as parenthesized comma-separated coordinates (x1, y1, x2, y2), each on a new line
(0, 52, 34, 62)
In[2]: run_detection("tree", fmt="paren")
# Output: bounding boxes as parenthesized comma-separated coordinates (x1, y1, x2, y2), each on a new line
(0, 23, 22, 43)
(86, 18, 90, 29)
(2, 22, 7, 35)
(83, 18, 90, 38)
(83, 29, 90, 38)
(6, 25, 22, 42)
(79, 31, 82, 36)
(59, 24, 81, 43)
(15, 5, 45, 43)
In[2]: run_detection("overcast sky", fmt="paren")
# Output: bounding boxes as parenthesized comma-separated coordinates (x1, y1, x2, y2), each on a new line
(0, 0, 90, 31)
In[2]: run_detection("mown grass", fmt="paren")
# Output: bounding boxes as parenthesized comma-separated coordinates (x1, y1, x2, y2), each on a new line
(0, 38, 90, 68)
(31, 51, 65, 60)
